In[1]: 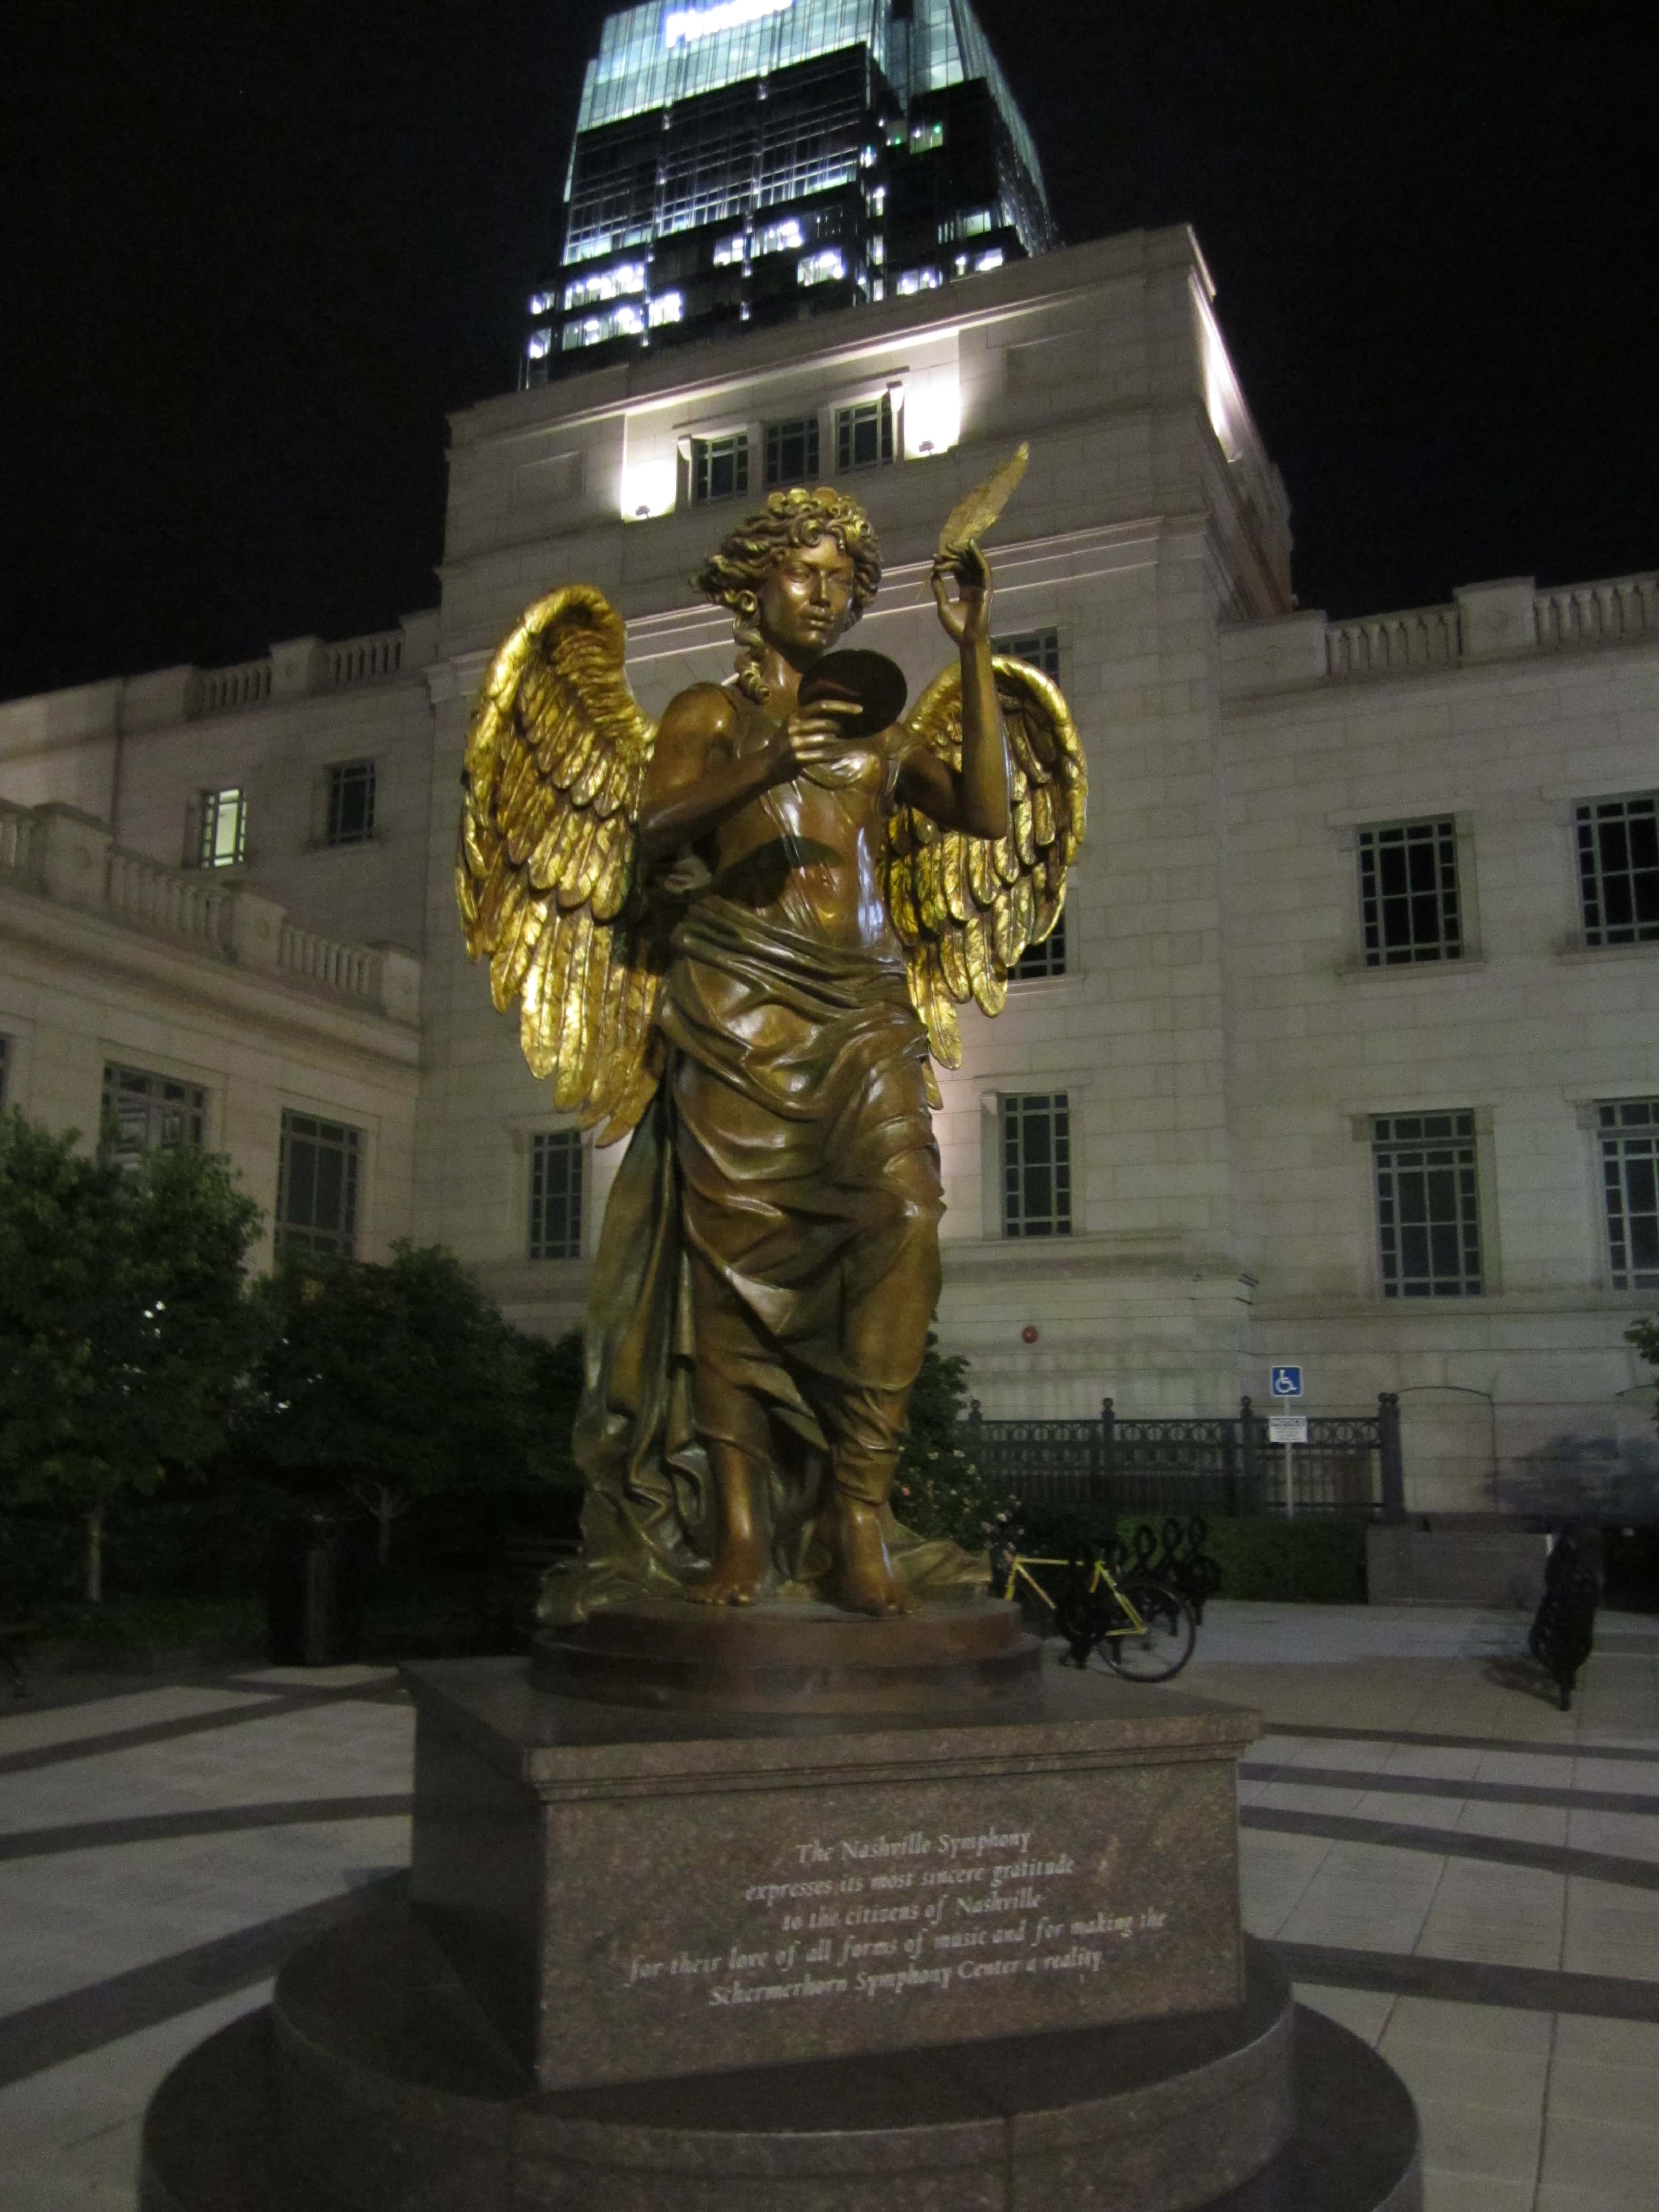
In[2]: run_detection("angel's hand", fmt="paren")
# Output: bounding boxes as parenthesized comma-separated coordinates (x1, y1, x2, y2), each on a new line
(771, 696, 862, 780)
(930, 544, 992, 651)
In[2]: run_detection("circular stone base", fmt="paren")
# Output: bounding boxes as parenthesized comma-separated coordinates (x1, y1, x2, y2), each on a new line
(140, 1910, 1421, 2211)
(531, 1593, 1043, 1715)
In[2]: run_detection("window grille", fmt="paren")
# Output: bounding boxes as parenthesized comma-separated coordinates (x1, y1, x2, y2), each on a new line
(101, 1065, 207, 1171)
(692, 433, 749, 502)
(1371, 1112, 1483, 1297)
(275, 1110, 361, 1259)
(529, 1131, 584, 1261)
(325, 762, 376, 847)
(1010, 911, 1066, 982)
(993, 628, 1060, 679)
(1002, 1093, 1072, 1238)
(1598, 1100, 1659, 1291)
(764, 417, 820, 485)
(1357, 819, 1461, 966)
(196, 788, 246, 869)
(1576, 795, 1659, 946)
(835, 395, 893, 472)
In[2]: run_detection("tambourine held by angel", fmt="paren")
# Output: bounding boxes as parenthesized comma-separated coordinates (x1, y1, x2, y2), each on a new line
(457, 458, 1085, 1622)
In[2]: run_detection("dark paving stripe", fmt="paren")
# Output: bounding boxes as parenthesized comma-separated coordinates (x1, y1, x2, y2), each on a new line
(1241, 1762, 1659, 1818)
(0, 1873, 405, 2089)
(0, 1794, 413, 1862)
(0, 1682, 408, 1780)
(1242, 1806, 1659, 1890)
(1271, 1938, 1659, 2024)
(1263, 1721, 1659, 1766)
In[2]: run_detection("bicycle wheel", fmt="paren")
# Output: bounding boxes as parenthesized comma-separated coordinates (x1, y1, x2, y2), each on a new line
(1099, 1578, 1196, 1683)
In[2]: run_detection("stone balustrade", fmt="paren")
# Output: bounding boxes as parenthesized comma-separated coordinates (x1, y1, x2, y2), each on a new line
(1221, 568, 1659, 698)
(0, 612, 442, 756)
(0, 797, 419, 1023)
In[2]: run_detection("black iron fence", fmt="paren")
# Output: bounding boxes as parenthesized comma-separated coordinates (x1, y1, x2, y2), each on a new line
(963, 1395, 1404, 1520)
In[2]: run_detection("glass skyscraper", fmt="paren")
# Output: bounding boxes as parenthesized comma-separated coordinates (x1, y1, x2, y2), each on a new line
(524, 0, 1054, 382)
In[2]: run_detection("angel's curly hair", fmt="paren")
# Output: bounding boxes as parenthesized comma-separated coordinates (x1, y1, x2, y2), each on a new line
(693, 486, 882, 704)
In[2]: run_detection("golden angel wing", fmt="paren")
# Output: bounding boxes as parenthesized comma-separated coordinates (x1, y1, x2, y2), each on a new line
(456, 584, 666, 1143)
(884, 656, 1087, 1069)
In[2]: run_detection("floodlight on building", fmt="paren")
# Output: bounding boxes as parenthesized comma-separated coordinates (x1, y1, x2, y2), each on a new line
(620, 455, 678, 521)
(902, 369, 960, 459)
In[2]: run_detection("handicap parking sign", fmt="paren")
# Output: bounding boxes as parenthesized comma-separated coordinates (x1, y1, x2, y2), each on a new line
(1270, 1365, 1303, 1398)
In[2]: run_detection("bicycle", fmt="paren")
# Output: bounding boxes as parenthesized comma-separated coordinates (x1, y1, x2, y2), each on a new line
(993, 1547, 1197, 1682)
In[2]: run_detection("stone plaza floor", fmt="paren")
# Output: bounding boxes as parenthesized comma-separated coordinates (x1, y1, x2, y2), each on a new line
(0, 1601, 1655, 2211)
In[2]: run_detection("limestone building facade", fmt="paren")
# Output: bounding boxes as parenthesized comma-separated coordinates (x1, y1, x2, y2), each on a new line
(3, 226, 1655, 1512)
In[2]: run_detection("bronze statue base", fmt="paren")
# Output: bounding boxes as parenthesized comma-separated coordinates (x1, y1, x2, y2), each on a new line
(140, 1918, 1422, 2210)
(531, 1593, 1041, 1715)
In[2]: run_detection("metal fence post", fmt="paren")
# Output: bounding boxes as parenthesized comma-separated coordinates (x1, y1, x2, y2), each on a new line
(1238, 1395, 1258, 1516)
(1222, 1405, 1239, 1517)
(1378, 1391, 1405, 1521)
(1096, 1397, 1115, 1512)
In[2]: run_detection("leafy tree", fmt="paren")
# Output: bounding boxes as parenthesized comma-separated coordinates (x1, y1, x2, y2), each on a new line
(1629, 1316, 1659, 1412)
(893, 1333, 1023, 1556)
(241, 1243, 578, 1564)
(0, 1113, 263, 1601)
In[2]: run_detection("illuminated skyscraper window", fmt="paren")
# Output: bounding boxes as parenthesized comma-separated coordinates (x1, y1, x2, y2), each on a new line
(526, 0, 1054, 384)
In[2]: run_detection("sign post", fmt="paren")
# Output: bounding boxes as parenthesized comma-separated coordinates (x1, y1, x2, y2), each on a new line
(1268, 1367, 1304, 1520)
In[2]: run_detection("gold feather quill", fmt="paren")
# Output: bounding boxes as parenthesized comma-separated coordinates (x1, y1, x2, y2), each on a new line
(935, 442, 1029, 562)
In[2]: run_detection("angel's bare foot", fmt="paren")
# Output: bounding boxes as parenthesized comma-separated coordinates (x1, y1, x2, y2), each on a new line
(826, 1498, 917, 1617)
(687, 1447, 768, 1606)
(686, 1526, 768, 1607)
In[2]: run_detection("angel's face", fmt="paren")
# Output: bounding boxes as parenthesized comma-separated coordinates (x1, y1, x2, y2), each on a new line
(758, 536, 857, 664)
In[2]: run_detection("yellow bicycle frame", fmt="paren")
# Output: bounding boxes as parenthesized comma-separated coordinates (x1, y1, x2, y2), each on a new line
(997, 1553, 1151, 1639)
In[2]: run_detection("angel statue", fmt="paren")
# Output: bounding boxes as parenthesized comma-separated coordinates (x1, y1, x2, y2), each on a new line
(457, 462, 1084, 1622)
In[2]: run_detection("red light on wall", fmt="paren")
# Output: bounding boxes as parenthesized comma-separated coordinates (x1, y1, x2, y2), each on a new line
(1021, 1325, 1039, 1344)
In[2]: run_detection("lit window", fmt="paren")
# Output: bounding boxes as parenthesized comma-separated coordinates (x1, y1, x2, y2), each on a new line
(896, 267, 941, 296)
(528, 290, 555, 316)
(692, 432, 749, 502)
(196, 786, 246, 869)
(648, 290, 683, 326)
(765, 416, 820, 485)
(1371, 1113, 1483, 1298)
(993, 628, 1060, 679)
(974, 248, 1005, 272)
(1576, 795, 1658, 946)
(563, 264, 646, 310)
(526, 329, 552, 361)
(755, 217, 805, 256)
(867, 185, 886, 216)
(797, 247, 845, 287)
(1599, 1100, 1659, 1291)
(713, 233, 747, 266)
(910, 118, 946, 151)
(529, 1131, 584, 1261)
(275, 1110, 361, 1259)
(101, 1065, 206, 1172)
(325, 761, 376, 847)
(868, 235, 885, 265)
(835, 395, 893, 472)
(1011, 911, 1067, 982)
(1357, 820, 1462, 966)
(1002, 1094, 1072, 1238)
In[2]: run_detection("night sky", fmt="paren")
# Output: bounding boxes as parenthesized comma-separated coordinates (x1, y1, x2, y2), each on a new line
(5, 1, 1655, 703)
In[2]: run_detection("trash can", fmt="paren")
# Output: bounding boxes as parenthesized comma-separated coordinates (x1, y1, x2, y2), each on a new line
(267, 1511, 364, 1666)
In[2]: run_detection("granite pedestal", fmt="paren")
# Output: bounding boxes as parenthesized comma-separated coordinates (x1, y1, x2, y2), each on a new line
(407, 1652, 1254, 2089)
(139, 1626, 1422, 2208)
